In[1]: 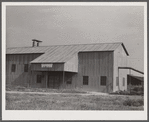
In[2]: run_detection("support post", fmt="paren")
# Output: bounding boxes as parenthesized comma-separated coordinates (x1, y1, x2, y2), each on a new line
(28, 70, 31, 88)
(63, 71, 65, 88)
(46, 72, 48, 89)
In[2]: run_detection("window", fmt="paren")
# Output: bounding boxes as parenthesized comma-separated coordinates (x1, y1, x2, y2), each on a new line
(100, 76, 106, 86)
(37, 75, 42, 83)
(123, 78, 125, 86)
(24, 64, 28, 72)
(83, 76, 88, 85)
(11, 64, 16, 72)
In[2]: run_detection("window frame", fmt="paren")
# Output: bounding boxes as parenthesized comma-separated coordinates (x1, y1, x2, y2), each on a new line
(100, 76, 106, 86)
(11, 64, 16, 72)
(83, 76, 89, 85)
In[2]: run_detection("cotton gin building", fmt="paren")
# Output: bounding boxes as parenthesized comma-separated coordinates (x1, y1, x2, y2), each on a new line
(6, 41, 129, 93)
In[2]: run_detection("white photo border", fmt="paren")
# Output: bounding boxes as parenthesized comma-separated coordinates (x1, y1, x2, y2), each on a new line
(2, 2, 147, 120)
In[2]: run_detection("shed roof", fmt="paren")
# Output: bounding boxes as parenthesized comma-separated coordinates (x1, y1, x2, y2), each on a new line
(128, 75, 144, 82)
(6, 42, 128, 63)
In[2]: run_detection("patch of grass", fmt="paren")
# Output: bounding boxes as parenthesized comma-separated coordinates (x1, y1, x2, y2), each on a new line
(6, 93, 144, 110)
(6, 85, 87, 94)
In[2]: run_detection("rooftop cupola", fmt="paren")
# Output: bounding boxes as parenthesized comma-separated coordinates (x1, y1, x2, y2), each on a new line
(32, 39, 42, 47)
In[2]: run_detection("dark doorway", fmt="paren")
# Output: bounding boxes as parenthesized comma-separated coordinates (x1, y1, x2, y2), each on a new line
(48, 75, 60, 89)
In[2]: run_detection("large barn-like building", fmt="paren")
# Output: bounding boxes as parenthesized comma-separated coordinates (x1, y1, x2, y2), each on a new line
(6, 42, 129, 93)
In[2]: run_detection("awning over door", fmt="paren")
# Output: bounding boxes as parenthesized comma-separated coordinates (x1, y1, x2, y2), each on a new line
(30, 54, 78, 73)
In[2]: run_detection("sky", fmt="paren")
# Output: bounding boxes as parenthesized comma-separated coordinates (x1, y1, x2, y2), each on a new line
(6, 5, 144, 72)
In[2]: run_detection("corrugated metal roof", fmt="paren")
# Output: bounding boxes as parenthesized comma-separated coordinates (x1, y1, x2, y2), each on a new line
(6, 46, 48, 54)
(6, 42, 128, 63)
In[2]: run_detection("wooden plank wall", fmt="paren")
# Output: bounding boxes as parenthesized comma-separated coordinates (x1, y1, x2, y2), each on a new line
(74, 51, 113, 93)
(113, 45, 128, 92)
(29, 71, 46, 88)
(6, 53, 42, 87)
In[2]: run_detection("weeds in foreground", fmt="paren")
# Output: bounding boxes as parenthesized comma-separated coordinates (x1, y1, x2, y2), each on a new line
(123, 99, 143, 107)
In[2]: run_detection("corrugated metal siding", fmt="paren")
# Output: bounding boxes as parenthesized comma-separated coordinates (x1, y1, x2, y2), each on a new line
(6, 46, 48, 54)
(6, 43, 125, 63)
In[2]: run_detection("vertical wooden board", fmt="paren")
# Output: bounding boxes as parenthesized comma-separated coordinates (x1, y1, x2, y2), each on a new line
(94, 53, 96, 76)
(80, 53, 83, 75)
(24, 55, 27, 64)
(97, 76, 100, 91)
(19, 55, 22, 64)
(94, 77, 97, 90)
(90, 52, 93, 76)
(20, 54, 23, 64)
(24, 54, 27, 64)
(89, 52, 92, 75)
(105, 52, 108, 75)
(6, 61, 8, 74)
(95, 77, 98, 90)
(9, 55, 11, 62)
(91, 76, 94, 89)
(18, 54, 20, 64)
(78, 53, 81, 74)
(85, 53, 87, 75)
(95, 52, 97, 76)
(96, 76, 98, 90)
(103, 52, 106, 75)
(8, 64, 10, 75)
(90, 52, 93, 75)
(86, 53, 88, 75)
(18, 55, 20, 64)
(11, 55, 13, 64)
(106, 53, 109, 77)
(27, 54, 29, 63)
(16, 63, 19, 74)
(82, 53, 85, 75)
(81, 53, 84, 75)
(15, 55, 18, 63)
(110, 53, 113, 77)
(99, 52, 103, 76)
